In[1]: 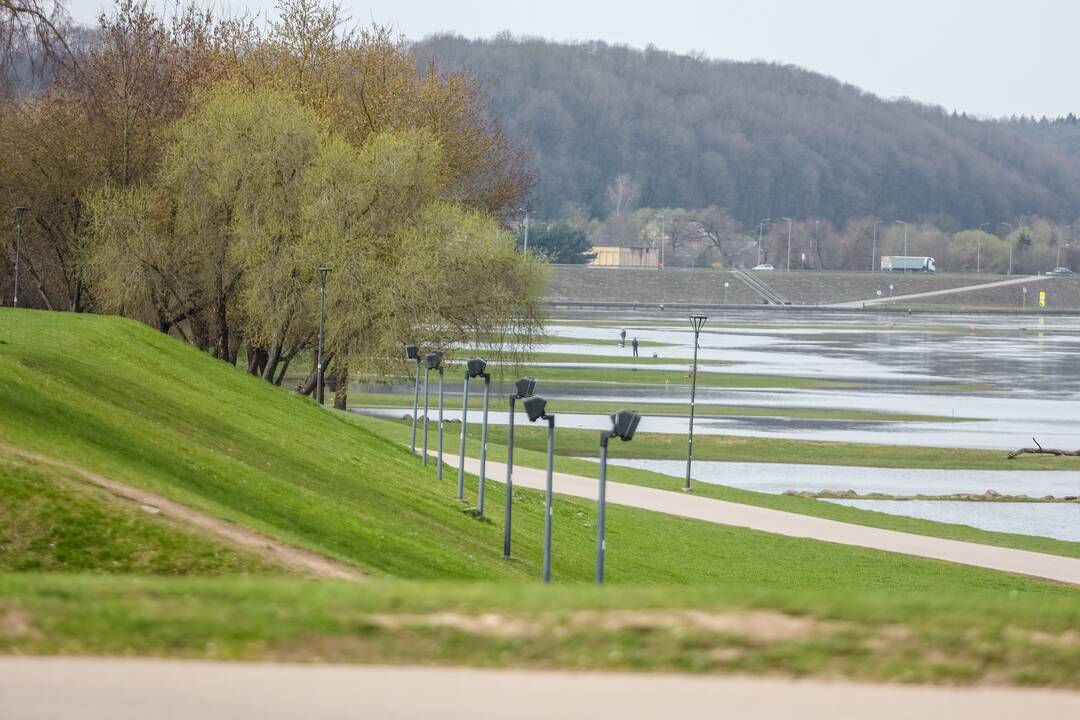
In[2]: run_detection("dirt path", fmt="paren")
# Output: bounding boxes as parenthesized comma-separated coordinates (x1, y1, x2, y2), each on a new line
(439, 451, 1080, 584)
(831, 274, 1051, 308)
(3, 657, 1078, 719)
(1, 447, 365, 581)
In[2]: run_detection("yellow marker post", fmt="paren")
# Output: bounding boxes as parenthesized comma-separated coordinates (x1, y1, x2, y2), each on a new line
(1039, 291, 1046, 308)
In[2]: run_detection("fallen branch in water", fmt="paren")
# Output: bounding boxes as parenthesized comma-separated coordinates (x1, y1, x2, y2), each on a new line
(1008, 437, 1080, 459)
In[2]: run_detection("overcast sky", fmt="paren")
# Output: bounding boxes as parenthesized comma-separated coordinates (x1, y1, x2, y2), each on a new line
(65, 0, 1076, 118)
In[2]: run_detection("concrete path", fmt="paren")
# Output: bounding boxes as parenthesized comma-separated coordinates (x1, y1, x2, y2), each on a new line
(4, 657, 1079, 719)
(831, 274, 1051, 308)
(442, 451, 1080, 584)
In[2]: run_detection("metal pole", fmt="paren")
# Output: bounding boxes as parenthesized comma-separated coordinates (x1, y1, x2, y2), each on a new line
(685, 327, 700, 492)
(477, 376, 491, 516)
(871, 221, 879, 272)
(659, 213, 666, 269)
(13, 208, 26, 308)
(422, 366, 431, 466)
(503, 396, 516, 558)
(410, 361, 421, 453)
(523, 211, 530, 254)
(786, 219, 792, 272)
(596, 433, 610, 584)
(316, 272, 327, 405)
(457, 372, 470, 500)
(437, 366, 445, 480)
(543, 415, 555, 584)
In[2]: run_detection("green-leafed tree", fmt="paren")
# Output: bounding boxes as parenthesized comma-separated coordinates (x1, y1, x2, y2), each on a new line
(519, 222, 595, 264)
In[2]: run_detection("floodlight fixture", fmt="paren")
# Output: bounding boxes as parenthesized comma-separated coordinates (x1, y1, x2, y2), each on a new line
(466, 357, 489, 378)
(405, 344, 420, 361)
(523, 395, 549, 423)
(685, 316, 708, 492)
(596, 409, 643, 584)
(425, 351, 443, 370)
(515, 377, 536, 399)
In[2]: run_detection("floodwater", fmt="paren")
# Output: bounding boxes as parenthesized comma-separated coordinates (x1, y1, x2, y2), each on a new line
(824, 499, 1080, 542)
(599, 458, 1080, 497)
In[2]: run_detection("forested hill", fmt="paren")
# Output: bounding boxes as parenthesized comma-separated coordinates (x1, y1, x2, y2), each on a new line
(412, 34, 1080, 228)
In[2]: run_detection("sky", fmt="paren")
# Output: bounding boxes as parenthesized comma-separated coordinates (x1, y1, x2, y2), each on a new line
(64, 0, 1077, 119)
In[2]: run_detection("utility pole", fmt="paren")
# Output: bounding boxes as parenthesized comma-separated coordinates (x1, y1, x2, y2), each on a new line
(978, 222, 990, 274)
(315, 266, 331, 405)
(1001, 223, 1013, 276)
(12, 208, 28, 308)
(757, 218, 770, 265)
(521, 208, 530, 254)
(658, 213, 666, 269)
(781, 217, 793, 272)
(1057, 225, 1070, 267)
(871, 218, 882, 272)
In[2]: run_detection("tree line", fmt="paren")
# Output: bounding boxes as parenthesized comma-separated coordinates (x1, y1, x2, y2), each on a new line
(413, 34, 1080, 232)
(1, 0, 545, 404)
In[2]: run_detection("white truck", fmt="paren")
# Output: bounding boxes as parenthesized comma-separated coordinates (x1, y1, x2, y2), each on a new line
(881, 255, 936, 272)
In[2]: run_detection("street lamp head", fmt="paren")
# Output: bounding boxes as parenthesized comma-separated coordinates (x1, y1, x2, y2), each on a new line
(523, 395, 549, 422)
(689, 315, 708, 333)
(405, 344, 420, 361)
(317, 266, 332, 281)
(466, 357, 488, 378)
(610, 409, 642, 441)
(514, 377, 537, 399)
(424, 351, 443, 370)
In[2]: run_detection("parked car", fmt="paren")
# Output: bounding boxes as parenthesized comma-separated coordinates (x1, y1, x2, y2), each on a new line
(751, 264, 775, 271)
(1050, 267, 1075, 276)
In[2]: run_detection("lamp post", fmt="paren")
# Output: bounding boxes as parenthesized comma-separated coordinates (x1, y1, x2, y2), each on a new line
(999, 223, 1014, 275)
(503, 377, 536, 558)
(520, 208, 531, 254)
(596, 409, 642, 585)
(723, 281, 730, 305)
(781, 217, 793, 272)
(315, 266, 332, 405)
(756, 218, 770, 265)
(872, 218, 883, 272)
(523, 395, 555, 583)
(421, 351, 443, 467)
(1022, 286, 1028, 309)
(894, 221, 908, 266)
(1057, 226, 1070, 268)
(685, 315, 708, 492)
(977, 223, 990, 273)
(405, 345, 422, 453)
(12, 207, 27, 308)
(457, 357, 491, 509)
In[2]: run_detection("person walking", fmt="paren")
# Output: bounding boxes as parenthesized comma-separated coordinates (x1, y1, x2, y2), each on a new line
(631, 337, 639, 357)
(619, 328, 626, 347)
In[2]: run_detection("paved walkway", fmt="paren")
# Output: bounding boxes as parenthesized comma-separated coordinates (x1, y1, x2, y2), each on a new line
(831, 274, 1051, 308)
(441, 451, 1080, 584)
(3, 657, 1078, 719)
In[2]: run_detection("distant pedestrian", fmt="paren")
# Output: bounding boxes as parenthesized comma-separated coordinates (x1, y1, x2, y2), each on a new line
(619, 328, 626, 347)
(631, 337, 639, 357)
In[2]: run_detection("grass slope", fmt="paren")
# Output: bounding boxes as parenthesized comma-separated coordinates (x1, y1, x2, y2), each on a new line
(0, 456, 276, 575)
(0, 308, 1073, 592)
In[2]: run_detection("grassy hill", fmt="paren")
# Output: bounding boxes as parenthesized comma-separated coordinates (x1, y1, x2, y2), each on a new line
(1, 308, 1079, 685)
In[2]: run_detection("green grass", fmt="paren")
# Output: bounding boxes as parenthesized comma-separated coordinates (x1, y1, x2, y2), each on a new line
(0, 456, 276, 575)
(352, 414, 1080, 560)
(349, 392, 976, 423)
(3, 573, 1079, 687)
(3, 308, 1068, 591)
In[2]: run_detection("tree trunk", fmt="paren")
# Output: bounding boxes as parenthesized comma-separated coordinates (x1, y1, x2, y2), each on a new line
(296, 352, 333, 397)
(331, 363, 348, 410)
(247, 347, 268, 376)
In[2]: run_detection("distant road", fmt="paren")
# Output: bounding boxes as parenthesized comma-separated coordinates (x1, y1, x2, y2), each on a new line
(831, 274, 1051, 308)
(3, 657, 1079, 719)
(441, 452, 1080, 584)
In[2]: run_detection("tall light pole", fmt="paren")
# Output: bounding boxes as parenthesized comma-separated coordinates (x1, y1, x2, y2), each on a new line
(756, 218, 770, 265)
(685, 315, 708, 492)
(871, 218, 883, 272)
(978, 222, 990, 273)
(405, 345, 422, 453)
(520, 208, 531, 254)
(658, 212, 666, 269)
(596, 409, 642, 585)
(523, 395, 555, 584)
(1001, 223, 1014, 275)
(315, 266, 331, 405)
(894, 220, 908, 264)
(12, 207, 27, 308)
(421, 351, 443, 467)
(1057, 225, 1070, 267)
(503, 377, 536, 558)
(781, 217, 793, 272)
